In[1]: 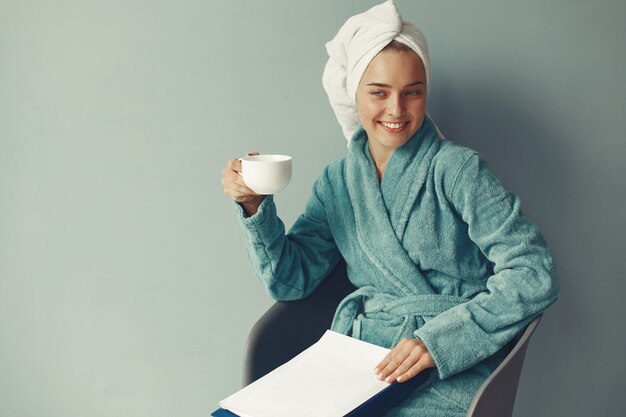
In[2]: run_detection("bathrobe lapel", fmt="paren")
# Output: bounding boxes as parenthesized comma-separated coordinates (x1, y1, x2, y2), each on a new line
(345, 118, 442, 295)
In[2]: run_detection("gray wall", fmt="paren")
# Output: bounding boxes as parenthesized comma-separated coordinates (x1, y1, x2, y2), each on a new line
(1, 0, 624, 416)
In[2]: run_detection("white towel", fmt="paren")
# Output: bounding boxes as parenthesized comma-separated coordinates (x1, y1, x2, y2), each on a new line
(322, 0, 439, 142)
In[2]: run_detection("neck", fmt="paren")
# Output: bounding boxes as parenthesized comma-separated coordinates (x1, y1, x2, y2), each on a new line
(368, 143, 394, 182)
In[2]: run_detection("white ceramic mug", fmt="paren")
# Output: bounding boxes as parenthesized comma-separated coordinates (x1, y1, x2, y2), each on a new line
(240, 154, 292, 195)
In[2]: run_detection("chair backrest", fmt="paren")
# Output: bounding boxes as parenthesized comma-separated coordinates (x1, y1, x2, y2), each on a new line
(465, 315, 542, 417)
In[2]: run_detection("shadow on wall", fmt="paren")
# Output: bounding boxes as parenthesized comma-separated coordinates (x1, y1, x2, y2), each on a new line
(428, 70, 578, 232)
(428, 70, 585, 410)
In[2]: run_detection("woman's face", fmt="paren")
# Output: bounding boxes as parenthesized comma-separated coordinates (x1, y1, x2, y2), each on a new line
(356, 49, 427, 156)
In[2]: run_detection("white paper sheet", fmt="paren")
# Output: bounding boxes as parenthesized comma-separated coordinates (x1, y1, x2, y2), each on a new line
(218, 330, 391, 417)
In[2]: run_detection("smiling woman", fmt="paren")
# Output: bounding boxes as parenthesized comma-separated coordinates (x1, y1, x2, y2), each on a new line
(220, 1, 558, 416)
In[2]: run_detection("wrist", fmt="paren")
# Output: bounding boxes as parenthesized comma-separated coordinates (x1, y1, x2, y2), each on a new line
(241, 197, 264, 216)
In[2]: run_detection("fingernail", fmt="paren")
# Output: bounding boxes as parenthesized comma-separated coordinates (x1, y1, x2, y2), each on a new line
(373, 368, 379, 374)
(377, 373, 383, 380)
(385, 376, 392, 383)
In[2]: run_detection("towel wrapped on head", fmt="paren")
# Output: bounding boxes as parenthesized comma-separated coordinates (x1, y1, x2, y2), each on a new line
(322, 0, 439, 142)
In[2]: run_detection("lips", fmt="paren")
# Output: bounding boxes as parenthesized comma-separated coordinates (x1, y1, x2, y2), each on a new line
(378, 121, 409, 132)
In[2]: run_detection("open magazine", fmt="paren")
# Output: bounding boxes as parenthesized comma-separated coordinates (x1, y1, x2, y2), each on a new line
(212, 330, 430, 417)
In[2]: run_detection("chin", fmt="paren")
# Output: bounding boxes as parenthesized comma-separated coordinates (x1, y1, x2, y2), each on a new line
(382, 129, 417, 146)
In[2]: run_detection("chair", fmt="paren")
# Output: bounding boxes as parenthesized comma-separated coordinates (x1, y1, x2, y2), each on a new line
(242, 260, 543, 417)
(242, 261, 355, 386)
(465, 314, 542, 417)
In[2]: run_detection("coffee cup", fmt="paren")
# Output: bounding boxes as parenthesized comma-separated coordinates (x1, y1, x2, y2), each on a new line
(240, 154, 292, 195)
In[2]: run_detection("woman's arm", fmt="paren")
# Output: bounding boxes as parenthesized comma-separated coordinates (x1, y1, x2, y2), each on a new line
(232, 170, 342, 301)
(411, 153, 559, 379)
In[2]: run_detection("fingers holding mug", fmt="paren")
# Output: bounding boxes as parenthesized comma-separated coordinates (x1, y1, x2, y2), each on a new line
(222, 161, 260, 201)
(225, 151, 259, 186)
(227, 151, 258, 175)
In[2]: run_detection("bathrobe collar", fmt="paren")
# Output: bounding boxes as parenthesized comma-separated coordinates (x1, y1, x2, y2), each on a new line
(346, 117, 442, 295)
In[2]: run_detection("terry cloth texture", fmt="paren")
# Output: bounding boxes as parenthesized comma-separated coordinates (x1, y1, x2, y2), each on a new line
(234, 118, 559, 415)
(323, 0, 434, 142)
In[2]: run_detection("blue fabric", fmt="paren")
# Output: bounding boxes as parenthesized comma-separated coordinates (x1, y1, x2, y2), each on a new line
(211, 408, 238, 417)
(235, 117, 558, 415)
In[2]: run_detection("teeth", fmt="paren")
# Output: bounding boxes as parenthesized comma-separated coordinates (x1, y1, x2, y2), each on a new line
(381, 122, 405, 129)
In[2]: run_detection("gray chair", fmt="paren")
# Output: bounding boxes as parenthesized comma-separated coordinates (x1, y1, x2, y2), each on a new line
(466, 314, 542, 417)
(243, 261, 355, 386)
(242, 260, 543, 417)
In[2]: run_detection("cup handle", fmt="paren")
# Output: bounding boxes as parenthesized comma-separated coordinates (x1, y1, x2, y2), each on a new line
(237, 152, 259, 176)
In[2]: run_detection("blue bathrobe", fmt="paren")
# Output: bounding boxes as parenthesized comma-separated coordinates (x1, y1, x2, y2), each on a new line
(234, 117, 559, 416)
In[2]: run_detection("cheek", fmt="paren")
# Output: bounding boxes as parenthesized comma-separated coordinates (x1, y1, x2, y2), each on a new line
(357, 101, 381, 124)
(409, 99, 427, 118)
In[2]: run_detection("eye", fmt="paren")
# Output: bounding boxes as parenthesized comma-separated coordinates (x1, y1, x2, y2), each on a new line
(370, 90, 386, 97)
(405, 90, 423, 97)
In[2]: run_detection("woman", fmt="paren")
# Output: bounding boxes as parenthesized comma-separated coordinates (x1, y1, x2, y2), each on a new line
(221, 1, 558, 416)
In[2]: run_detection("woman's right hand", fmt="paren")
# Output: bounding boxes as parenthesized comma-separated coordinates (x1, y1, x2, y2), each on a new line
(221, 152, 265, 216)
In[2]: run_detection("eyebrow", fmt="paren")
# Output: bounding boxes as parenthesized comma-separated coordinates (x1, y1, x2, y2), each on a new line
(366, 81, 425, 88)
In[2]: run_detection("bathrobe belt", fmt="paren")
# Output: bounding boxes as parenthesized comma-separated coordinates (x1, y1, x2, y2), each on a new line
(331, 286, 467, 341)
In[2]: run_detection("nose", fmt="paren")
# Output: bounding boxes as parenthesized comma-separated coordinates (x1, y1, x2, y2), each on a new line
(387, 94, 405, 119)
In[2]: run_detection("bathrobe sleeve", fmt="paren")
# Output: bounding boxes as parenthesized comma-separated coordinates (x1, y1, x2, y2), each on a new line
(413, 153, 559, 379)
(234, 173, 342, 301)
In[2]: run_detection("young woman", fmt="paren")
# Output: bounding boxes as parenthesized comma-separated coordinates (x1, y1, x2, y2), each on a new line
(221, 1, 558, 415)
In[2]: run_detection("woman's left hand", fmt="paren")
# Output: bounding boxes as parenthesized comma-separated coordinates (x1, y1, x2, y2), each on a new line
(374, 338, 435, 383)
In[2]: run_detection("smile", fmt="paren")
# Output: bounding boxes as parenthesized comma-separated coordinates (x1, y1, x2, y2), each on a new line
(378, 121, 409, 131)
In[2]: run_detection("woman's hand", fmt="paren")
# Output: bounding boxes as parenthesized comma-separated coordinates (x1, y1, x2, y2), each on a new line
(374, 338, 435, 383)
(222, 152, 265, 216)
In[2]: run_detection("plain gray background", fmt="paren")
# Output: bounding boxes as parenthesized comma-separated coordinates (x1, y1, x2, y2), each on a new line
(1, 0, 625, 416)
